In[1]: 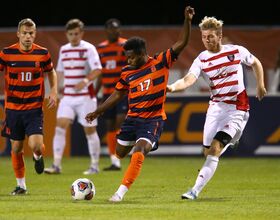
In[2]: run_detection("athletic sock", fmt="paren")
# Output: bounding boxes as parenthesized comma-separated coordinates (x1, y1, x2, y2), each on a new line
(121, 152, 145, 189)
(86, 132, 100, 169)
(52, 127, 66, 167)
(192, 155, 219, 195)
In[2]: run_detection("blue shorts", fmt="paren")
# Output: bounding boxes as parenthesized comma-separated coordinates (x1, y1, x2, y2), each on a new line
(102, 95, 128, 119)
(1, 108, 43, 140)
(117, 117, 165, 151)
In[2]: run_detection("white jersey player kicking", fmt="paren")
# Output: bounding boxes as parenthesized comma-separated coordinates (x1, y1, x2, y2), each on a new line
(167, 16, 267, 200)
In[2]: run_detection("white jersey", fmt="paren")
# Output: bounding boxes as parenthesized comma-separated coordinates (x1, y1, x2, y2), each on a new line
(57, 40, 102, 97)
(189, 44, 254, 111)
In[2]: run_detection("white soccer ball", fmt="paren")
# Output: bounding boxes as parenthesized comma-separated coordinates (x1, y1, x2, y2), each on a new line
(71, 178, 95, 200)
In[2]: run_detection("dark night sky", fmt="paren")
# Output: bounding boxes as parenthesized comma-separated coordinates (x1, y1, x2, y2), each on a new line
(0, 0, 278, 27)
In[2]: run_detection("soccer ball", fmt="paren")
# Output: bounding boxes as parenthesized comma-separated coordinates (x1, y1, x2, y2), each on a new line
(71, 178, 95, 200)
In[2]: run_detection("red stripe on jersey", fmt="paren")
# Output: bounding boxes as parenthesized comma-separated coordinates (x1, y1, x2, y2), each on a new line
(62, 58, 87, 61)
(201, 49, 239, 62)
(64, 66, 85, 70)
(203, 60, 240, 72)
(209, 71, 237, 81)
(210, 80, 238, 90)
(62, 49, 87, 53)
(65, 75, 85, 79)
(212, 91, 238, 98)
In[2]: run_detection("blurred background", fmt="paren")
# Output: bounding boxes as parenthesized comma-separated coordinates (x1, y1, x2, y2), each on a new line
(0, 0, 279, 157)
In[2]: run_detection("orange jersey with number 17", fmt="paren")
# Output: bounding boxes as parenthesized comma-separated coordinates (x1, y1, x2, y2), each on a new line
(116, 48, 177, 121)
(0, 43, 54, 110)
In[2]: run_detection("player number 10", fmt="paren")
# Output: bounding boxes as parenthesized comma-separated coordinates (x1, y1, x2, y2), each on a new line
(21, 72, 32, 81)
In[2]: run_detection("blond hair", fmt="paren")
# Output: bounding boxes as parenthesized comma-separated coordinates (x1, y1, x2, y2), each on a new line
(18, 18, 36, 31)
(199, 16, 223, 35)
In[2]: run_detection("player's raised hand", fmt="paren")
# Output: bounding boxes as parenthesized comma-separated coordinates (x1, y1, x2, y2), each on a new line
(185, 5, 195, 20)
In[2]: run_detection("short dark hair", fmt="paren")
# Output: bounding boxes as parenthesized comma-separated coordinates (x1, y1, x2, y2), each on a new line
(123, 37, 147, 55)
(65, 19, 84, 31)
(105, 18, 121, 29)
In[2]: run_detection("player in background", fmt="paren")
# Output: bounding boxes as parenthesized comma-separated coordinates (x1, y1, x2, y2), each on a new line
(167, 16, 267, 200)
(0, 18, 58, 195)
(96, 18, 128, 171)
(86, 5, 195, 202)
(44, 19, 102, 175)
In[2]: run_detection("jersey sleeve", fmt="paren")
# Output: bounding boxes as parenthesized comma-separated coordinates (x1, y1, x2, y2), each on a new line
(237, 45, 255, 66)
(115, 72, 129, 91)
(42, 51, 54, 72)
(188, 57, 202, 78)
(0, 51, 5, 71)
(88, 45, 102, 71)
(155, 48, 177, 69)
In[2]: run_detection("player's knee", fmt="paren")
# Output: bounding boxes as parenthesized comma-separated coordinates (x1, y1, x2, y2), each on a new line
(213, 131, 232, 147)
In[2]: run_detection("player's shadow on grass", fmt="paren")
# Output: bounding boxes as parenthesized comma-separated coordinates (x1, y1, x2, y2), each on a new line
(194, 197, 231, 202)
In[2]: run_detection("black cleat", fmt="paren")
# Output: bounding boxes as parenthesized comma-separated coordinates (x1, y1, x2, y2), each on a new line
(103, 164, 121, 171)
(10, 186, 27, 195)
(33, 156, 44, 174)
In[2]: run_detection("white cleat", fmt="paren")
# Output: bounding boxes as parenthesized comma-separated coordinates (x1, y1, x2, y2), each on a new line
(109, 193, 122, 202)
(181, 189, 198, 200)
(44, 165, 61, 174)
(83, 167, 99, 175)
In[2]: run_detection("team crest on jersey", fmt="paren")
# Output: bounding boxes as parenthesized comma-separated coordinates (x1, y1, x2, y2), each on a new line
(79, 51, 85, 58)
(151, 65, 156, 72)
(227, 54, 235, 62)
(35, 61, 40, 68)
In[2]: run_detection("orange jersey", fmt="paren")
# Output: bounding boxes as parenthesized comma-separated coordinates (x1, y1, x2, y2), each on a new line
(97, 37, 127, 95)
(116, 48, 177, 120)
(0, 43, 53, 110)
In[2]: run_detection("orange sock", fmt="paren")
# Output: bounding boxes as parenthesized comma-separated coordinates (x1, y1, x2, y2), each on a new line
(11, 151, 25, 178)
(121, 152, 145, 189)
(107, 131, 117, 155)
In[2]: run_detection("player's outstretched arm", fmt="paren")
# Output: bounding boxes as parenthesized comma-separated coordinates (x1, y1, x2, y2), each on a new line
(85, 89, 127, 123)
(167, 73, 197, 93)
(251, 56, 267, 100)
(172, 4, 195, 55)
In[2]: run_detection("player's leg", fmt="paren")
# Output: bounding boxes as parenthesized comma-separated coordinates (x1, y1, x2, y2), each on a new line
(83, 126, 100, 174)
(2, 109, 28, 195)
(109, 120, 164, 202)
(10, 139, 27, 195)
(77, 97, 101, 174)
(44, 98, 74, 174)
(182, 107, 248, 199)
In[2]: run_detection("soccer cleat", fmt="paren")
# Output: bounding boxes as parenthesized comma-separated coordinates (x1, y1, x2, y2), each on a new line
(109, 193, 122, 202)
(10, 186, 27, 195)
(44, 164, 61, 174)
(83, 167, 99, 175)
(181, 189, 198, 200)
(33, 156, 44, 174)
(103, 164, 121, 171)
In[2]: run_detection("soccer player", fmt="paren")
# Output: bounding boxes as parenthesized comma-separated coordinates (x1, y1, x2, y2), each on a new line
(44, 19, 102, 175)
(85, 5, 195, 202)
(0, 18, 58, 195)
(167, 16, 267, 200)
(96, 18, 128, 171)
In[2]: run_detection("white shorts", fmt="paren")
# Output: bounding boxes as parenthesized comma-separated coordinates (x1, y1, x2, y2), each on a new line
(203, 102, 249, 147)
(56, 96, 97, 127)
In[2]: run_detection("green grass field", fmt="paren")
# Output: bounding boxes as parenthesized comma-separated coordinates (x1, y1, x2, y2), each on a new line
(0, 156, 279, 220)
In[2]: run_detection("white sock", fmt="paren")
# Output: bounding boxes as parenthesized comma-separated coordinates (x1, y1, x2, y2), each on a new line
(52, 127, 66, 167)
(192, 155, 219, 195)
(33, 153, 42, 160)
(86, 132, 100, 170)
(16, 178, 26, 190)
(110, 155, 121, 167)
(115, 184, 128, 199)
